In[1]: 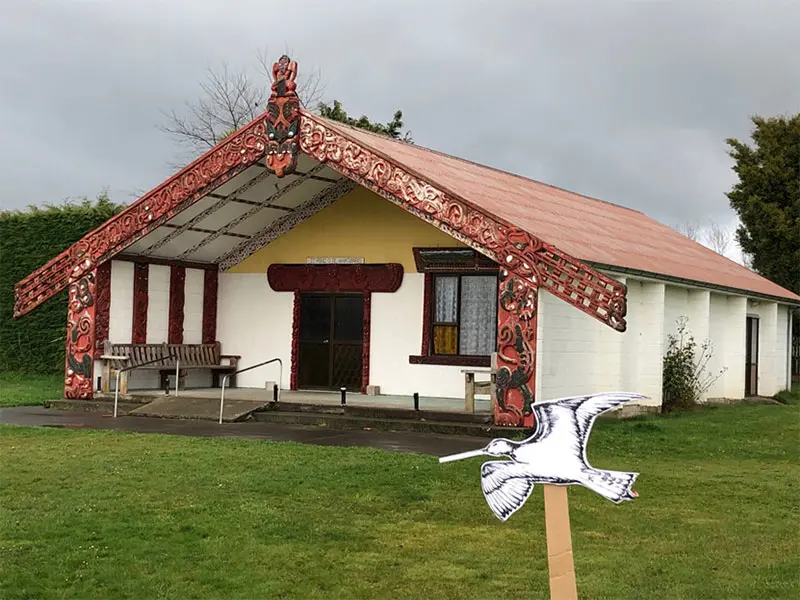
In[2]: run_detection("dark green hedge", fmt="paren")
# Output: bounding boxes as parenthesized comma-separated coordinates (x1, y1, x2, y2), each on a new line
(0, 194, 123, 374)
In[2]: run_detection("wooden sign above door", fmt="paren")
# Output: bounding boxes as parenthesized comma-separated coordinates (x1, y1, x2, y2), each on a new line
(267, 263, 404, 293)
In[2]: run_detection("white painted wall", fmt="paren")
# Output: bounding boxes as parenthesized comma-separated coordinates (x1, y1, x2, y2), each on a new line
(776, 305, 790, 391)
(146, 265, 170, 344)
(108, 260, 133, 344)
(706, 293, 728, 398)
(183, 268, 205, 344)
(371, 273, 465, 398)
(216, 272, 293, 389)
(723, 296, 747, 398)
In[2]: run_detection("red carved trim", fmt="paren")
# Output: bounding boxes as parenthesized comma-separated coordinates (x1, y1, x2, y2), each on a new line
(202, 269, 218, 344)
(65, 272, 96, 399)
(168, 266, 186, 344)
(132, 262, 149, 344)
(361, 292, 371, 394)
(93, 262, 111, 359)
(299, 113, 628, 333)
(267, 263, 404, 293)
(290, 291, 301, 390)
(420, 272, 433, 355)
(494, 271, 538, 428)
(14, 116, 267, 318)
(409, 355, 491, 367)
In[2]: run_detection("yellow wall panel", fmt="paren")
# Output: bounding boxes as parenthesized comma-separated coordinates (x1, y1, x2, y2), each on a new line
(227, 186, 465, 273)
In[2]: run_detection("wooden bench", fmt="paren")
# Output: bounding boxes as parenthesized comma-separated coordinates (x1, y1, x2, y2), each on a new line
(461, 366, 496, 414)
(100, 341, 240, 394)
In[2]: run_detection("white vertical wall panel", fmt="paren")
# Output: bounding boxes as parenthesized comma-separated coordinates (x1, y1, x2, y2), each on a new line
(146, 265, 170, 343)
(183, 268, 205, 344)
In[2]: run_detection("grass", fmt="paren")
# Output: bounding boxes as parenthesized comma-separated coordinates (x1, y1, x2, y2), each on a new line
(1, 403, 799, 599)
(0, 371, 62, 407)
(773, 381, 800, 405)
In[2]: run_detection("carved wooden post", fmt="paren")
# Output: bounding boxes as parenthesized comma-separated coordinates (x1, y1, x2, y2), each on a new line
(494, 269, 538, 428)
(64, 271, 97, 399)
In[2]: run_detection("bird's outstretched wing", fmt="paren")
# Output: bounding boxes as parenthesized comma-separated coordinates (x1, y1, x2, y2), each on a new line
(553, 392, 648, 438)
(480, 461, 536, 521)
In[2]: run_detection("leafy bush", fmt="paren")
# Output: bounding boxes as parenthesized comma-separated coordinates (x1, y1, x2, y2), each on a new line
(0, 193, 123, 374)
(662, 316, 727, 412)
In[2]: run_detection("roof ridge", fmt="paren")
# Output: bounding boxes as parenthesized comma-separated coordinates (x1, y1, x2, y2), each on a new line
(312, 113, 646, 216)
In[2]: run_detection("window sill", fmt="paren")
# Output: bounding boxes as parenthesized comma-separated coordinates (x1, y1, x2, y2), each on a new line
(408, 355, 491, 367)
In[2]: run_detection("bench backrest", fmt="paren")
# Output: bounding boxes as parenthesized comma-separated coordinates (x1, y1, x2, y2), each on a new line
(103, 341, 221, 368)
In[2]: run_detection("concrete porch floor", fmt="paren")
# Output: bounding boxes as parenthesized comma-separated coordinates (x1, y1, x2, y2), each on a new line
(123, 387, 493, 414)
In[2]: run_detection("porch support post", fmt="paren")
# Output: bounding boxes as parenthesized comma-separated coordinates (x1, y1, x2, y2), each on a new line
(494, 269, 538, 428)
(64, 270, 97, 399)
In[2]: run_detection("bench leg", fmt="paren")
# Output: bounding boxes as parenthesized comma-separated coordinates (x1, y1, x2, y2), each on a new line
(464, 372, 475, 414)
(101, 362, 111, 393)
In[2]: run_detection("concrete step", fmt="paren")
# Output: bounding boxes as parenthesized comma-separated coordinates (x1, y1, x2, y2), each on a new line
(260, 401, 493, 424)
(252, 410, 526, 438)
(45, 399, 142, 416)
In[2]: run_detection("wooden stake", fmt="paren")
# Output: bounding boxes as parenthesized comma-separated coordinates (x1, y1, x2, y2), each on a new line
(543, 484, 578, 600)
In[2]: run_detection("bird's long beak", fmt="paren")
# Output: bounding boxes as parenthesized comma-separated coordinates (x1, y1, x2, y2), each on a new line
(439, 448, 485, 463)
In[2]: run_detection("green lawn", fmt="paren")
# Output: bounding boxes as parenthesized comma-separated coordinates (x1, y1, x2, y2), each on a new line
(1, 404, 798, 599)
(0, 371, 63, 407)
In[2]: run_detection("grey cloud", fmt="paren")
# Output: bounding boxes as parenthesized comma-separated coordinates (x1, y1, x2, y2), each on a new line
(1, 0, 798, 244)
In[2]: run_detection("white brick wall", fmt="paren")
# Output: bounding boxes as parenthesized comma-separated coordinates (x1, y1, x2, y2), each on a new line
(776, 305, 790, 391)
(723, 296, 747, 398)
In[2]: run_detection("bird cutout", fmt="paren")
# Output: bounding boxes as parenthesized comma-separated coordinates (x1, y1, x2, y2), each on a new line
(440, 392, 647, 521)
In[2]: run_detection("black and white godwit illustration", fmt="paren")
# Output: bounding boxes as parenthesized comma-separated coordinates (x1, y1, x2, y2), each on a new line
(440, 392, 647, 521)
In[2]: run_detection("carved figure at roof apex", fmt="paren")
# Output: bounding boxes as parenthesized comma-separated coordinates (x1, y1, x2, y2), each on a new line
(271, 54, 297, 95)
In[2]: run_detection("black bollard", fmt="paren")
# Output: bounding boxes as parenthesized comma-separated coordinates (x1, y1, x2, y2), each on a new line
(340, 387, 347, 406)
(273, 384, 279, 402)
(413, 392, 420, 411)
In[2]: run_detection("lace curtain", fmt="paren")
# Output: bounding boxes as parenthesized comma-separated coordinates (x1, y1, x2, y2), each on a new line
(459, 275, 497, 355)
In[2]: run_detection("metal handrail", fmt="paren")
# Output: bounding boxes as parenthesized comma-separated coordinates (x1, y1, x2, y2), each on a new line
(218, 357, 282, 424)
(114, 354, 180, 418)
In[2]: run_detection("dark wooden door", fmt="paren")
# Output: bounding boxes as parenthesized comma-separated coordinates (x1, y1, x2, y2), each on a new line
(297, 294, 364, 391)
(745, 316, 759, 397)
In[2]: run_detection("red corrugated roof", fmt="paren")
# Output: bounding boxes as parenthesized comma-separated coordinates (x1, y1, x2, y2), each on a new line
(321, 118, 799, 303)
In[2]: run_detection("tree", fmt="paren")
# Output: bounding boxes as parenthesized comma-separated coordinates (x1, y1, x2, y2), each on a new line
(317, 100, 413, 142)
(159, 51, 325, 161)
(704, 221, 730, 255)
(675, 220, 700, 241)
(726, 114, 800, 295)
(159, 52, 412, 165)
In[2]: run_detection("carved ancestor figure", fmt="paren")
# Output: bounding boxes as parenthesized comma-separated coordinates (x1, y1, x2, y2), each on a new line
(265, 55, 300, 177)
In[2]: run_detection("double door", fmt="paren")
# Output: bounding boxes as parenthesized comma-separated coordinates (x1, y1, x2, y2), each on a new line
(297, 293, 364, 391)
(745, 316, 759, 397)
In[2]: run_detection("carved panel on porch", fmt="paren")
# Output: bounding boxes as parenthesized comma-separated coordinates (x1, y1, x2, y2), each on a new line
(267, 263, 404, 293)
(65, 272, 96, 399)
(93, 262, 111, 359)
(494, 270, 538, 428)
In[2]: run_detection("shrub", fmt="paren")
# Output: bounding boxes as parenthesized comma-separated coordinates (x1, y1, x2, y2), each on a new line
(662, 316, 727, 412)
(0, 193, 123, 373)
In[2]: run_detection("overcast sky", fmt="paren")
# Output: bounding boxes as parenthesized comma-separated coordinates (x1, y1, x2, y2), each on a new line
(1, 0, 798, 260)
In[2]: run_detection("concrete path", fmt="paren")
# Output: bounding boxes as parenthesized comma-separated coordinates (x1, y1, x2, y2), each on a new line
(0, 406, 485, 457)
(128, 396, 268, 422)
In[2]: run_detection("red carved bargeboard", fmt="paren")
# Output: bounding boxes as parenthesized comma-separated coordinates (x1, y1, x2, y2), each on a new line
(168, 266, 186, 344)
(13, 118, 268, 318)
(267, 263, 404, 293)
(298, 114, 628, 427)
(93, 262, 111, 359)
(65, 272, 96, 399)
